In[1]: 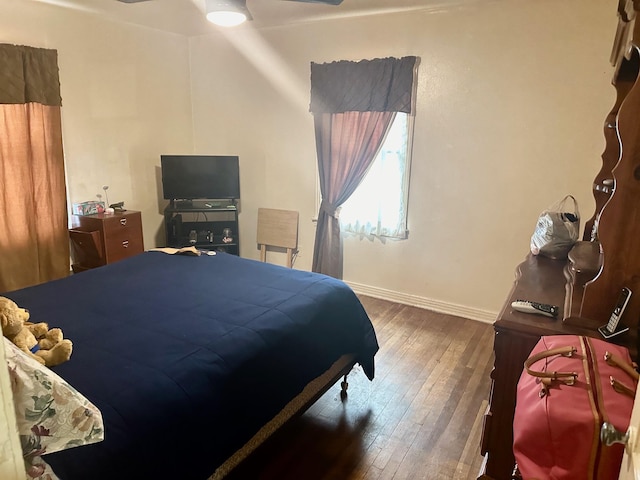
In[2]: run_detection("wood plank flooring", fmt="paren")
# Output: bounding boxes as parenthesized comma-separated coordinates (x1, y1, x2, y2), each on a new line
(226, 295, 495, 480)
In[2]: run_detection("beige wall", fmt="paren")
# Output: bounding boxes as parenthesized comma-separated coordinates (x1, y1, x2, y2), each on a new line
(0, 1, 622, 474)
(0, 1, 622, 471)
(0, 0, 617, 320)
(189, 0, 617, 320)
(0, 4, 195, 472)
(1, 0, 194, 249)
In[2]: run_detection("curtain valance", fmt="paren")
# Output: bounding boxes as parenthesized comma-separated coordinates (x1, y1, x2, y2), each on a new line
(309, 56, 417, 114)
(0, 44, 61, 106)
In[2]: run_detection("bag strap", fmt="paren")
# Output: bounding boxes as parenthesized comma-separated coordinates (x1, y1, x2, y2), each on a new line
(524, 345, 578, 382)
(558, 194, 580, 218)
(604, 351, 640, 381)
(610, 376, 636, 398)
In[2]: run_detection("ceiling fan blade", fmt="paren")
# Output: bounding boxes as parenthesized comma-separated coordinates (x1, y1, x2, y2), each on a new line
(283, 0, 344, 5)
(116, 0, 152, 3)
(30, 0, 102, 14)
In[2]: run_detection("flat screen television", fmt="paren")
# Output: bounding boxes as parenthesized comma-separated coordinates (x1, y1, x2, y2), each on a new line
(161, 155, 240, 200)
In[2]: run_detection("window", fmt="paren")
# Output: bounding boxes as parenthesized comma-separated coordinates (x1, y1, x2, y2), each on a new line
(339, 112, 413, 239)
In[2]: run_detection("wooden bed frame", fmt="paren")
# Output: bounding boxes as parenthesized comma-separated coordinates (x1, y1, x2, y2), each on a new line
(211, 354, 356, 479)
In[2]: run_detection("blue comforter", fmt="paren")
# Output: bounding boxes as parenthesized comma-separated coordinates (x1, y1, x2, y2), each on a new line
(6, 252, 378, 480)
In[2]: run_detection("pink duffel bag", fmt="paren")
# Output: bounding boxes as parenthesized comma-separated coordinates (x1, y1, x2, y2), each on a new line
(513, 335, 637, 479)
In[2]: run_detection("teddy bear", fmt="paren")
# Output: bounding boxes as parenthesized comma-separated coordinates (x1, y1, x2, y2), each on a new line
(0, 296, 72, 367)
(36, 326, 65, 350)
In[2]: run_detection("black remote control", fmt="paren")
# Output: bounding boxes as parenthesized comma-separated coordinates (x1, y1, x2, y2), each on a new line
(511, 300, 559, 318)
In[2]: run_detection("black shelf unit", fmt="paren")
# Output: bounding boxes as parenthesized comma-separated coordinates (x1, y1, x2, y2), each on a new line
(164, 200, 239, 255)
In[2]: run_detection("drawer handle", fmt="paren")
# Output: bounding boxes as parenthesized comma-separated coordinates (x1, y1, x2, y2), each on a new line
(122, 240, 129, 248)
(120, 218, 127, 226)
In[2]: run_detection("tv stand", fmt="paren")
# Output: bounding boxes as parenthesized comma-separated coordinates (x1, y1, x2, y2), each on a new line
(164, 199, 239, 255)
(170, 199, 236, 209)
(170, 199, 192, 208)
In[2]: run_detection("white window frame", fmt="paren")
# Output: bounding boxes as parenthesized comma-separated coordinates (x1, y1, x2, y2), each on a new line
(336, 112, 414, 239)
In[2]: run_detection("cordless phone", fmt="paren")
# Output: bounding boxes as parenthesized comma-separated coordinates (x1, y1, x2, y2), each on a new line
(598, 287, 632, 339)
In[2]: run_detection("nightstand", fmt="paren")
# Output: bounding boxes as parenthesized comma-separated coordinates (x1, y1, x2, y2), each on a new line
(70, 210, 144, 272)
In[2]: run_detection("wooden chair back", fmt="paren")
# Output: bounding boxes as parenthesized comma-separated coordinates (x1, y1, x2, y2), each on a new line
(257, 208, 299, 268)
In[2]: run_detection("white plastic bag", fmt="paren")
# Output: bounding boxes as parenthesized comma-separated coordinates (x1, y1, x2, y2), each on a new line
(530, 195, 580, 260)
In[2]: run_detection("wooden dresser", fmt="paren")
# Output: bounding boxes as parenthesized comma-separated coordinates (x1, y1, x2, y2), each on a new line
(478, 253, 637, 479)
(70, 210, 144, 272)
(479, 3, 640, 478)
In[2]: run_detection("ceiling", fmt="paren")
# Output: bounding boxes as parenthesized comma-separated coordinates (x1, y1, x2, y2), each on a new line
(29, 0, 483, 36)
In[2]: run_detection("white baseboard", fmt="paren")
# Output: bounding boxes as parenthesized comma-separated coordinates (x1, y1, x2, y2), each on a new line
(346, 281, 497, 324)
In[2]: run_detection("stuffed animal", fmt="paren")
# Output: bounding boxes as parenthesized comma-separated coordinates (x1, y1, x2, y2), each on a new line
(0, 296, 72, 367)
(37, 327, 64, 350)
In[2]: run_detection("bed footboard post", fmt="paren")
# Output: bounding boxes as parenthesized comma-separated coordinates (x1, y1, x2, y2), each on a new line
(340, 374, 349, 400)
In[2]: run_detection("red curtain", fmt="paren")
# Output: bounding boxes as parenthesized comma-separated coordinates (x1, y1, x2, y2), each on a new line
(312, 111, 395, 278)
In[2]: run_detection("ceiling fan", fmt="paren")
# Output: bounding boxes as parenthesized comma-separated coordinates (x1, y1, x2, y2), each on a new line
(116, 0, 343, 26)
(116, 0, 343, 4)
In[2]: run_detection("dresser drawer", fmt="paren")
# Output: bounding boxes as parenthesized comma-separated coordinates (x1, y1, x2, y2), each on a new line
(70, 210, 144, 270)
(103, 213, 143, 263)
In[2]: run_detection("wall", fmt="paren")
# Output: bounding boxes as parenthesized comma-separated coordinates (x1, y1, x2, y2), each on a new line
(0, 0, 194, 249)
(0, 1, 622, 475)
(189, 0, 617, 320)
(0, 4, 195, 473)
(0, 0, 618, 321)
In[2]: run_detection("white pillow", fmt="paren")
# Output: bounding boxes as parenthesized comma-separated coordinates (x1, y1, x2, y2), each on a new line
(4, 337, 104, 477)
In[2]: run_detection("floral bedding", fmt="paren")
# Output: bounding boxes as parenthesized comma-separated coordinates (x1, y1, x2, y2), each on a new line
(4, 338, 103, 479)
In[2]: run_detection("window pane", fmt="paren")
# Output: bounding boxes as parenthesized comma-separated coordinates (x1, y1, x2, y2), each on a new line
(340, 113, 410, 238)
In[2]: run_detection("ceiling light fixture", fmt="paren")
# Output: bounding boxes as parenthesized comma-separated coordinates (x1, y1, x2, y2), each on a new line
(205, 0, 252, 27)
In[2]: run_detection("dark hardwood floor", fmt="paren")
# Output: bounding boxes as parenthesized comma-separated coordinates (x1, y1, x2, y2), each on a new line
(226, 295, 495, 480)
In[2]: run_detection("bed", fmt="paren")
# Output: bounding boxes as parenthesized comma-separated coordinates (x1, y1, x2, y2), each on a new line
(3, 250, 379, 480)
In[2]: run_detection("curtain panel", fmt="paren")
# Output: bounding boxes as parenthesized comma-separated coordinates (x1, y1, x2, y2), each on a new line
(0, 44, 68, 292)
(312, 110, 396, 278)
(0, 44, 62, 106)
(309, 56, 417, 114)
(310, 56, 418, 278)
